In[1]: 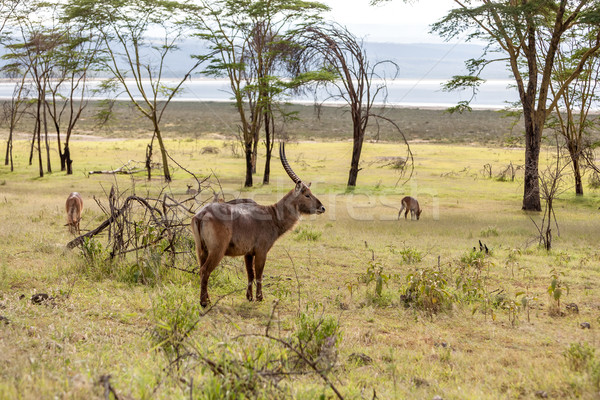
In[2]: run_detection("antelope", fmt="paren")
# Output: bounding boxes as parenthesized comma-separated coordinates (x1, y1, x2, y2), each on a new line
(65, 192, 84, 234)
(398, 196, 422, 220)
(191, 143, 325, 307)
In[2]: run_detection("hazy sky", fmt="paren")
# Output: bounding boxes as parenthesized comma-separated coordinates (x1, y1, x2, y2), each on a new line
(322, 0, 453, 43)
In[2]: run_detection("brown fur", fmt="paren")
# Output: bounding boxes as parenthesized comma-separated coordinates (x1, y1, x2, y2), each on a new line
(191, 182, 324, 307)
(66, 192, 84, 234)
(398, 196, 421, 220)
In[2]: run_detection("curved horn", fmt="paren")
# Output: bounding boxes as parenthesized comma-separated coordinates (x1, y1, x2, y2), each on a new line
(279, 142, 301, 184)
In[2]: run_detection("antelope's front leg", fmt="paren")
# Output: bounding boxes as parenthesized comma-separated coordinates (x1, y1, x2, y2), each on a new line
(254, 253, 267, 302)
(244, 254, 255, 301)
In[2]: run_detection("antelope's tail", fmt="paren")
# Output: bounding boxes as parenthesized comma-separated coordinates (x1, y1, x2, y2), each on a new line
(191, 214, 204, 267)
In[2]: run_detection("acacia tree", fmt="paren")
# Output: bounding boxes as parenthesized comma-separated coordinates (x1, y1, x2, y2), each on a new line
(45, 20, 101, 174)
(377, 0, 600, 210)
(297, 23, 403, 187)
(547, 28, 600, 196)
(66, 0, 201, 182)
(2, 64, 33, 172)
(187, 0, 328, 187)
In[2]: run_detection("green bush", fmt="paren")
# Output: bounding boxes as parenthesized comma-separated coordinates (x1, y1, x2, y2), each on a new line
(401, 267, 455, 314)
(398, 247, 423, 264)
(293, 309, 341, 370)
(149, 286, 200, 366)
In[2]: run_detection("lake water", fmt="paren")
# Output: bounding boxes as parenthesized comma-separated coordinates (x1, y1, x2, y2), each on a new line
(0, 78, 521, 109)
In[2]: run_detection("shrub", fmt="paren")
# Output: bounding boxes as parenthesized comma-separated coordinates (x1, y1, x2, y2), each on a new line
(149, 286, 200, 367)
(401, 267, 454, 314)
(565, 343, 596, 372)
(293, 309, 341, 370)
(398, 247, 423, 264)
(79, 237, 112, 279)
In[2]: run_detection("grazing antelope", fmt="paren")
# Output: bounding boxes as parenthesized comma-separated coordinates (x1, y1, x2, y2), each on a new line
(65, 192, 84, 234)
(398, 196, 422, 220)
(191, 143, 325, 307)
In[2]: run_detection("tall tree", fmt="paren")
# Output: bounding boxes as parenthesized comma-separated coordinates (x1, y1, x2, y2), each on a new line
(548, 28, 600, 196)
(187, 0, 328, 187)
(376, 0, 600, 210)
(66, 0, 201, 182)
(297, 23, 401, 187)
(45, 19, 101, 174)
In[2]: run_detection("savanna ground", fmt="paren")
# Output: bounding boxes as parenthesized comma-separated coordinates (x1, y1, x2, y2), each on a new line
(1, 102, 600, 399)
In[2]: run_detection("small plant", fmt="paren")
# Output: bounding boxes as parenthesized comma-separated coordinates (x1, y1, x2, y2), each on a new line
(361, 261, 389, 298)
(293, 226, 322, 241)
(548, 267, 569, 316)
(401, 266, 454, 315)
(480, 226, 499, 237)
(149, 286, 200, 369)
(565, 343, 596, 372)
(293, 309, 341, 371)
(460, 248, 487, 269)
(398, 247, 423, 264)
(79, 237, 112, 279)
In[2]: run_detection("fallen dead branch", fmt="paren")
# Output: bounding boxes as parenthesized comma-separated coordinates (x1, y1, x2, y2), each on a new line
(88, 159, 161, 176)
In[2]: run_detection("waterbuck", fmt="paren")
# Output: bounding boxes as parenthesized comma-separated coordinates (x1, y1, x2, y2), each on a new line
(398, 196, 422, 220)
(191, 143, 325, 307)
(65, 192, 84, 234)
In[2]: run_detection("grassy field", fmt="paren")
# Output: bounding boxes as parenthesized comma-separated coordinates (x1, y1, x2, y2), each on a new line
(1, 108, 600, 399)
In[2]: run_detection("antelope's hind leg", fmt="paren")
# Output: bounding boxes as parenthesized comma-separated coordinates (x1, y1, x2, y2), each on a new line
(244, 254, 255, 301)
(253, 252, 267, 302)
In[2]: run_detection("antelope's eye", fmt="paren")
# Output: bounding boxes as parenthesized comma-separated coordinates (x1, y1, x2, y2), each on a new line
(305, 194, 310, 198)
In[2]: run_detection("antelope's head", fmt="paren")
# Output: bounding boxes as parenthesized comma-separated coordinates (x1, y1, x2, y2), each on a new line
(416, 209, 422, 220)
(280, 143, 326, 215)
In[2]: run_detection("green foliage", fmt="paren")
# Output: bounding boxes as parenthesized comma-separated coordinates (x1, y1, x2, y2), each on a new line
(460, 248, 487, 268)
(565, 343, 596, 373)
(360, 262, 393, 307)
(548, 267, 569, 314)
(79, 237, 112, 279)
(399, 247, 422, 264)
(149, 285, 200, 366)
(294, 226, 322, 241)
(293, 308, 341, 370)
(401, 267, 454, 315)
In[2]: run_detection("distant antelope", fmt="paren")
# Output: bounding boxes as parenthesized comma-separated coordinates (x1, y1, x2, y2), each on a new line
(398, 196, 421, 220)
(65, 192, 84, 234)
(191, 143, 325, 307)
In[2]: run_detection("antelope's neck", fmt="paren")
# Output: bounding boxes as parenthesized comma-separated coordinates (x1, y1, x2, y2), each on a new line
(270, 190, 300, 236)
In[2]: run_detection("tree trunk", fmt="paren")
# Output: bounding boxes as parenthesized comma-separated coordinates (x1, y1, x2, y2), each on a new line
(146, 134, 154, 181)
(65, 144, 73, 175)
(43, 101, 51, 174)
(522, 111, 542, 211)
(244, 141, 253, 187)
(347, 125, 365, 187)
(36, 103, 44, 178)
(153, 126, 171, 182)
(252, 129, 259, 175)
(570, 149, 583, 196)
(5, 126, 14, 172)
(29, 119, 37, 166)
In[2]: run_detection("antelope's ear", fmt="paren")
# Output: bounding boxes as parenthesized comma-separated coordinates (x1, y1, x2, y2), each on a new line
(307, 182, 311, 187)
(294, 181, 303, 194)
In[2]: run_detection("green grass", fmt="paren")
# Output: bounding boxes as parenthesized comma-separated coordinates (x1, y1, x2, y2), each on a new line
(1, 133, 600, 399)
